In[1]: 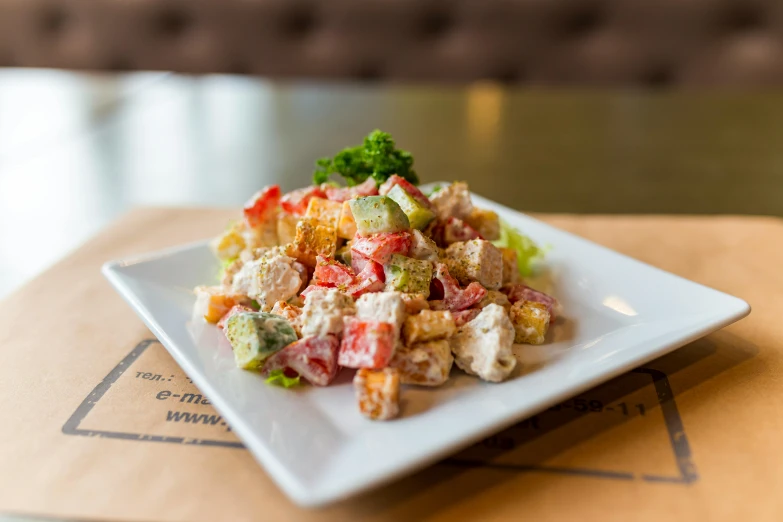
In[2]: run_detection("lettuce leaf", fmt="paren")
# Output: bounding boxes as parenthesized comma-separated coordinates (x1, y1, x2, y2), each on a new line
(217, 257, 236, 282)
(491, 220, 543, 277)
(265, 369, 301, 388)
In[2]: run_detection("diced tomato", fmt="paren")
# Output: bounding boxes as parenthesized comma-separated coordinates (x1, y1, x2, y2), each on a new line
(299, 285, 321, 299)
(379, 175, 434, 211)
(243, 185, 281, 227)
(444, 217, 483, 244)
(433, 263, 487, 311)
(351, 249, 369, 273)
(280, 185, 327, 216)
(452, 309, 481, 327)
(502, 284, 558, 323)
(345, 261, 385, 298)
(313, 255, 355, 288)
(351, 232, 412, 266)
(217, 304, 255, 330)
(263, 335, 341, 386)
(338, 317, 395, 369)
(323, 178, 379, 202)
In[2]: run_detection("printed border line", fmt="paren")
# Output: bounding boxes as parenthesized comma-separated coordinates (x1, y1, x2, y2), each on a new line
(61, 339, 243, 448)
(444, 368, 699, 484)
(63, 340, 698, 483)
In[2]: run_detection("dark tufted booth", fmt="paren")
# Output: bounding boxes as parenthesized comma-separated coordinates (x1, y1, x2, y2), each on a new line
(1, 0, 782, 85)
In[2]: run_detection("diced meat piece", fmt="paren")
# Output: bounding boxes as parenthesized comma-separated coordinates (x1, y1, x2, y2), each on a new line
(339, 317, 396, 369)
(356, 291, 406, 344)
(270, 300, 304, 337)
(313, 255, 355, 289)
(402, 310, 456, 345)
(465, 208, 500, 241)
(390, 340, 453, 386)
(286, 217, 338, 267)
(452, 309, 481, 327)
(276, 212, 299, 245)
(500, 247, 521, 285)
(502, 284, 559, 323)
(354, 367, 400, 421)
(408, 229, 440, 262)
(243, 185, 282, 227)
(193, 286, 252, 324)
(300, 287, 355, 337)
(305, 197, 343, 230)
(443, 239, 503, 290)
(337, 201, 358, 240)
(292, 261, 309, 292)
(324, 178, 379, 202)
(241, 219, 278, 249)
(239, 247, 269, 263)
(225, 312, 298, 370)
(433, 263, 487, 311)
(231, 248, 303, 311)
(509, 301, 550, 345)
(430, 181, 473, 220)
(351, 232, 412, 265)
(345, 260, 385, 298)
(443, 217, 483, 244)
(262, 335, 340, 386)
(281, 185, 327, 216)
(220, 257, 244, 287)
(210, 222, 246, 261)
(379, 175, 434, 211)
(450, 304, 516, 382)
(476, 290, 511, 310)
(400, 293, 430, 315)
(217, 304, 256, 330)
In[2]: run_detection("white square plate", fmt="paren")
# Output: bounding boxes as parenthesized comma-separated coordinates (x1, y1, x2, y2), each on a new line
(103, 189, 749, 507)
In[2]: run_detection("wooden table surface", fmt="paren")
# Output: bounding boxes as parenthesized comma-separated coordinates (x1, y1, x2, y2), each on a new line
(1, 68, 782, 300)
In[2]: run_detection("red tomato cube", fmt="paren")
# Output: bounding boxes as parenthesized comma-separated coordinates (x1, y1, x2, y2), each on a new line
(433, 263, 487, 311)
(323, 178, 379, 202)
(443, 217, 483, 244)
(379, 175, 434, 211)
(313, 255, 355, 288)
(339, 317, 396, 369)
(351, 232, 412, 265)
(345, 260, 385, 298)
(502, 284, 558, 323)
(262, 335, 341, 386)
(452, 309, 481, 327)
(243, 185, 281, 227)
(281, 185, 327, 216)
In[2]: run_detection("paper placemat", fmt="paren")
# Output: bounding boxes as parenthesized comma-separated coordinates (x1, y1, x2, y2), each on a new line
(0, 208, 779, 522)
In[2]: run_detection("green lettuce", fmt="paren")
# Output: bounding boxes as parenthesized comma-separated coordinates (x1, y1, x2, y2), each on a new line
(492, 220, 543, 277)
(265, 369, 301, 388)
(217, 257, 236, 282)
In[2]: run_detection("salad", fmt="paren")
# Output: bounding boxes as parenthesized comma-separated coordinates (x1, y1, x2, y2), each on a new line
(193, 130, 560, 420)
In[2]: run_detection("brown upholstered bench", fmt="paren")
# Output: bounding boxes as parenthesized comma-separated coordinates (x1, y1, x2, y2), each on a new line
(0, 0, 781, 85)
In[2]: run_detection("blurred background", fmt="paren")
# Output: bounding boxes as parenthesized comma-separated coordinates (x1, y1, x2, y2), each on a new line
(1, 0, 783, 298)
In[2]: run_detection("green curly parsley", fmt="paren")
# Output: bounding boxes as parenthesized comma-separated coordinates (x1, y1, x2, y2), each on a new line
(313, 130, 419, 187)
(492, 220, 543, 277)
(265, 369, 301, 388)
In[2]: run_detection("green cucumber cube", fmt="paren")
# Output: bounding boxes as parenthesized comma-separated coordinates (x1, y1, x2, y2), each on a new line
(226, 312, 297, 370)
(386, 184, 436, 230)
(384, 254, 433, 297)
(349, 196, 410, 235)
